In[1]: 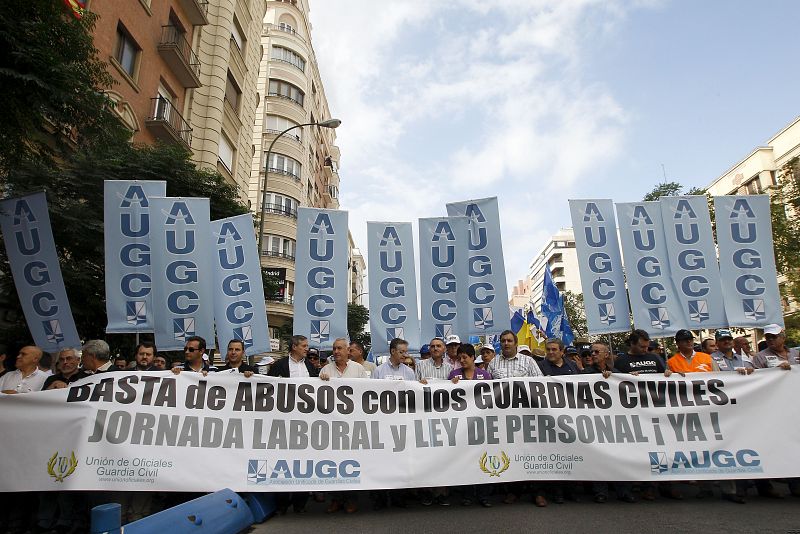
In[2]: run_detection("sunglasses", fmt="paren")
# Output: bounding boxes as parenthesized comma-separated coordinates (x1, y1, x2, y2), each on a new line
(183, 347, 202, 353)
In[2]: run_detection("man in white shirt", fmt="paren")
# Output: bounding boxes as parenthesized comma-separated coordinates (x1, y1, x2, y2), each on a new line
(0, 345, 47, 393)
(268, 335, 319, 378)
(321, 338, 368, 380)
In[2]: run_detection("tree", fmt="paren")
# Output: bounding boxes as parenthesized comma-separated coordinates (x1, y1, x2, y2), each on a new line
(770, 156, 800, 303)
(643, 181, 683, 201)
(347, 303, 370, 349)
(0, 1, 125, 175)
(0, 3, 249, 348)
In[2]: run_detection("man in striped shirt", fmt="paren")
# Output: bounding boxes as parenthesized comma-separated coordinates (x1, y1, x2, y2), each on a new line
(416, 337, 452, 381)
(487, 330, 543, 379)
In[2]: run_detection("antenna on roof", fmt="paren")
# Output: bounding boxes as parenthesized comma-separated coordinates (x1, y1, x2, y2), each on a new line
(661, 163, 668, 181)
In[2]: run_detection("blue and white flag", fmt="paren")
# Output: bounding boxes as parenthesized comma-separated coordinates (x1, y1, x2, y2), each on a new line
(211, 214, 270, 355)
(367, 222, 420, 354)
(714, 195, 783, 327)
(103, 180, 166, 333)
(149, 198, 215, 351)
(294, 208, 348, 349)
(541, 267, 575, 346)
(616, 202, 686, 336)
(418, 217, 470, 343)
(568, 199, 631, 334)
(446, 197, 509, 336)
(0, 192, 80, 351)
(660, 196, 727, 328)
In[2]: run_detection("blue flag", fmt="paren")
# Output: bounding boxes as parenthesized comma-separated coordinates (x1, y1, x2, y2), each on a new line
(541, 267, 574, 346)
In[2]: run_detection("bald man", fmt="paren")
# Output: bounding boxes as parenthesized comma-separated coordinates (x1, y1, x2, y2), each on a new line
(0, 346, 48, 393)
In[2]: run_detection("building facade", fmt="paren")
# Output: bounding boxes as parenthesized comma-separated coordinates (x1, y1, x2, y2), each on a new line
(89, 0, 265, 201)
(706, 115, 800, 314)
(526, 228, 582, 313)
(249, 0, 356, 347)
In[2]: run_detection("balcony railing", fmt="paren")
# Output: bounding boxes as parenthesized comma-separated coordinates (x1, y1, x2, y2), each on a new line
(264, 166, 301, 182)
(266, 295, 294, 305)
(262, 250, 296, 261)
(145, 96, 192, 147)
(177, 0, 209, 26)
(267, 92, 304, 108)
(158, 26, 201, 87)
(263, 203, 298, 218)
(265, 23, 307, 44)
(265, 129, 302, 143)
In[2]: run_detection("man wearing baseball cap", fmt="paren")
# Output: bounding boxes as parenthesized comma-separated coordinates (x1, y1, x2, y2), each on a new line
(479, 344, 495, 369)
(444, 334, 462, 369)
(752, 324, 799, 370)
(667, 330, 718, 374)
(710, 329, 752, 374)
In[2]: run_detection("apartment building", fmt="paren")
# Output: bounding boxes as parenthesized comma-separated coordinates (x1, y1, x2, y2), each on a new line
(526, 228, 582, 313)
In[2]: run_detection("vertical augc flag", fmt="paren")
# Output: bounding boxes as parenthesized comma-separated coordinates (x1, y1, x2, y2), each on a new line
(616, 202, 686, 336)
(211, 214, 270, 355)
(294, 208, 348, 349)
(0, 192, 81, 352)
(149, 198, 215, 351)
(367, 222, 420, 354)
(714, 195, 783, 327)
(418, 217, 470, 343)
(659, 196, 727, 328)
(568, 199, 630, 334)
(103, 180, 166, 333)
(446, 198, 509, 336)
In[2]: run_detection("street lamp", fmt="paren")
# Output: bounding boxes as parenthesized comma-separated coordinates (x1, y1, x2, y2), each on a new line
(257, 118, 342, 257)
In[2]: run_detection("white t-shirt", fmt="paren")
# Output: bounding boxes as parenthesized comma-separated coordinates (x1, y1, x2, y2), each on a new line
(321, 360, 368, 379)
(0, 368, 49, 393)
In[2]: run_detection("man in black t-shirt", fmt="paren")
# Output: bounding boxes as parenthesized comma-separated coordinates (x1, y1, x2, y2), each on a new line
(614, 329, 672, 376)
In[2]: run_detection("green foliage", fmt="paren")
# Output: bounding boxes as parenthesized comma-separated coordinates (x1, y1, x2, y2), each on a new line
(0, 2, 248, 345)
(771, 157, 800, 303)
(643, 181, 683, 201)
(0, 1, 125, 175)
(347, 303, 370, 349)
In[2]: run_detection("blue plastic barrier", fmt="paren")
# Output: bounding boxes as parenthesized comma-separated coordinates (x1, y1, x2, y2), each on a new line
(241, 492, 277, 523)
(90, 503, 122, 534)
(91, 489, 254, 534)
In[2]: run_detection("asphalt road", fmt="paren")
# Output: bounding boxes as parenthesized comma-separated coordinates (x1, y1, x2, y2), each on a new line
(249, 484, 800, 534)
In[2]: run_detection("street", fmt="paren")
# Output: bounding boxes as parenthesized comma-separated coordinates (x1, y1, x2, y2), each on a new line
(250, 486, 800, 534)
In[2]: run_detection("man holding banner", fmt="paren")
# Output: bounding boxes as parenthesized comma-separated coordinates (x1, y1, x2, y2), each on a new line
(372, 338, 416, 381)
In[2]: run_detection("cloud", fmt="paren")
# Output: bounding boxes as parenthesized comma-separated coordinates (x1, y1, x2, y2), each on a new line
(308, 0, 650, 296)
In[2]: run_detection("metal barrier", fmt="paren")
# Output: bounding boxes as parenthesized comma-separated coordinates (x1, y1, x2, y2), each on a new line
(90, 489, 257, 533)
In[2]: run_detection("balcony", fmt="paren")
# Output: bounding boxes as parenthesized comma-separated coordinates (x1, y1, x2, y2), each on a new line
(265, 129, 302, 144)
(264, 166, 302, 183)
(145, 96, 192, 148)
(157, 26, 201, 88)
(262, 250, 296, 261)
(263, 203, 298, 219)
(265, 23, 307, 45)
(177, 0, 209, 25)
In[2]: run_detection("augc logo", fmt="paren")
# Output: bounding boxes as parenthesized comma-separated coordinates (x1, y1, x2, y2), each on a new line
(247, 459, 361, 485)
(649, 449, 762, 475)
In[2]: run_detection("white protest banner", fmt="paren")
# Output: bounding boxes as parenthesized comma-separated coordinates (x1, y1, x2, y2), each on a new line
(714, 195, 783, 327)
(2, 371, 799, 492)
(660, 196, 727, 329)
(568, 199, 630, 334)
(103, 180, 166, 333)
(0, 192, 81, 351)
(211, 213, 271, 355)
(616, 202, 686, 336)
(418, 217, 470, 342)
(367, 222, 420, 354)
(294, 208, 348, 349)
(149, 198, 215, 351)
(446, 197, 509, 336)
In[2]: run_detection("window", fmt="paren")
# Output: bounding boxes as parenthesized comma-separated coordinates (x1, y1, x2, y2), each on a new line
(268, 79, 304, 107)
(265, 193, 298, 216)
(231, 16, 246, 52)
(278, 22, 295, 34)
(266, 115, 301, 141)
(225, 71, 241, 111)
(264, 235, 296, 259)
(219, 133, 234, 172)
(271, 46, 305, 71)
(115, 24, 140, 78)
(266, 153, 301, 179)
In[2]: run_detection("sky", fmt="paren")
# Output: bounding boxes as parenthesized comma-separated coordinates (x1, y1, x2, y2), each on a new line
(308, 0, 800, 299)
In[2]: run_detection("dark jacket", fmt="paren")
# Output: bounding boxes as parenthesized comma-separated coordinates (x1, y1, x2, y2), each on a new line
(267, 356, 319, 378)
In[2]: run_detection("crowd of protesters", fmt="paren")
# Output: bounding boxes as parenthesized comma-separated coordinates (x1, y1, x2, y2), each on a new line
(1, 322, 799, 532)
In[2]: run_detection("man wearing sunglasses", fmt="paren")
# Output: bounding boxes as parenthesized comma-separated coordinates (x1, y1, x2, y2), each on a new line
(176, 336, 210, 375)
